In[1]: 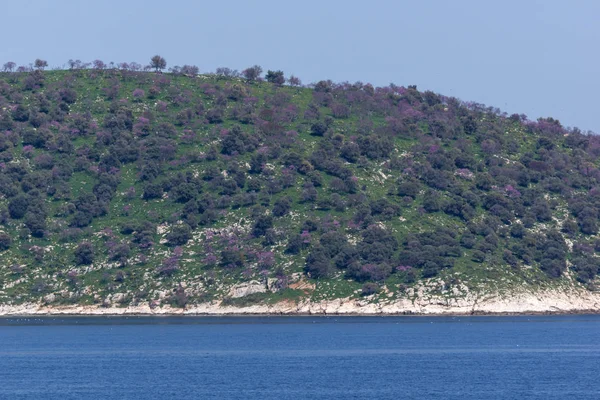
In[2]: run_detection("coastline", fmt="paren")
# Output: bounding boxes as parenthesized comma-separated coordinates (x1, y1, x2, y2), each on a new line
(1, 310, 599, 318)
(2, 286, 600, 317)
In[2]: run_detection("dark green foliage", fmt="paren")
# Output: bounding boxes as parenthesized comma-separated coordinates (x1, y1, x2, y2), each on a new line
(265, 70, 285, 85)
(8, 194, 28, 219)
(361, 282, 379, 296)
(252, 215, 273, 237)
(358, 225, 398, 263)
(510, 223, 525, 238)
(132, 221, 156, 249)
(310, 121, 328, 137)
(272, 197, 292, 217)
(399, 229, 460, 277)
(74, 242, 94, 265)
(24, 211, 46, 237)
(347, 262, 393, 282)
(166, 224, 192, 246)
(171, 182, 198, 203)
(0, 233, 11, 251)
(471, 250, 485, 263)
(397, 181, 420, 199)
(357, 135, 393, 159)
(305, 246, 333, 278)
(340, 142, 360, 163)
(422, 190, 441, 213)
(12, 105, 29, 122)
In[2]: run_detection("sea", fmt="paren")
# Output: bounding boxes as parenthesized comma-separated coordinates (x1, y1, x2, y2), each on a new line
(0, 315, 599, 399)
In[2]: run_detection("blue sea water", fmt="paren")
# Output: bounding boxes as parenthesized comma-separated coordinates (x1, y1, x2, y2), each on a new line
(0, 315, 599, 399)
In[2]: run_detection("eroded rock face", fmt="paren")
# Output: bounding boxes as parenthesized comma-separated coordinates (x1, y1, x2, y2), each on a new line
(228, 281, 267, 298)
(43, 294, 56, 304)
(3, 283, 600, 316)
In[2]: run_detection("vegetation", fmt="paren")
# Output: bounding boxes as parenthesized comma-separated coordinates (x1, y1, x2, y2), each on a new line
(0, 56, 599, 308)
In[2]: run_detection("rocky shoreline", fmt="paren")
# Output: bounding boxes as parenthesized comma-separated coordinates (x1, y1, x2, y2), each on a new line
(1, 287, 600, 316)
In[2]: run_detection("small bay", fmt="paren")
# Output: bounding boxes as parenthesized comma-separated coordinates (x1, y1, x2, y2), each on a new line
(1, 315, 599, 399)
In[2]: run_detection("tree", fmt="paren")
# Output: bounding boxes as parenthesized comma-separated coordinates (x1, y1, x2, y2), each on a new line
(150, 55, 167, 72)
(0, 233, 11, 251)
(24, 211, 46, 237)
(252, 214, 273, 237)
(2, 62, 16, 72)
(92, 59, 106, 70)
(215, 67, 239, 78)
(74, 242, 94, 265)
(423, 190, 441, 213)
(180, 65, 199, 75)
(340, 142, 360, 163)
(310, 121, 328, 136)
(242, 65, 263, 81)
(288, 75, 301, 87)
(305, 246, 332, 278)
(273, 197, 292, 217)
(166, 224, 192, 246)
(265, 70, 285, 85)
(34, 59, 48, 70)
(8, 195, 29, 219)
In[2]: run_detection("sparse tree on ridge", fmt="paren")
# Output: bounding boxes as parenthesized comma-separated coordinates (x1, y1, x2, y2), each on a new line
(67, 59, 82, 70)
(265, 70, 285, 85)
(34, 59, 48, 70)
(180, 65, 199, 76)
(93, 59, 106, 70)
(150, 55, 167, 72)
(2, 62, 16, 72)
(242, 65, 263, 82)
(215, 67, 239, 78)
(288, 75, 302, 87)
(130, 62, 142, 71)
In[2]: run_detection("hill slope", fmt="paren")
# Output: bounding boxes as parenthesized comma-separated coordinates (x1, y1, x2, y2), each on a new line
(1, 66, 600, 314)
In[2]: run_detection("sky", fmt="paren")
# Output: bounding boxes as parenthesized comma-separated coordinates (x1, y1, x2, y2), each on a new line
(2, 0, 599, 132)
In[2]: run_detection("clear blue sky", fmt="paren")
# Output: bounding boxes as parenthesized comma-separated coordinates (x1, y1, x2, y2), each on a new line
(2, 0, 599, 132)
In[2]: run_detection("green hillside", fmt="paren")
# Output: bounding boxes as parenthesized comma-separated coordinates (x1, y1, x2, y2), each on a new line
(0, 63, 599, 309)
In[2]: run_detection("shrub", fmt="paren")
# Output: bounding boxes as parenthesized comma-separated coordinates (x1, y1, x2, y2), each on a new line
(252, 215, 273, 237)
(166, 224, 192, 246)
(8, 195, 28, 219)
(0, 233, 11, 251)
(74, 242, 94, 265)
(361, 282, 379, 296)
(272, 197, 292, 217)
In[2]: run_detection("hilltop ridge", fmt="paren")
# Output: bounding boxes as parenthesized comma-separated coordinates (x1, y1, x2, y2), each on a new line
(1, 60, 600, 314)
